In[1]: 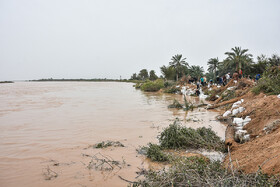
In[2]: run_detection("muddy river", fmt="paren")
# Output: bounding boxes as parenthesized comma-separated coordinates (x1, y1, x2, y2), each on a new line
(0, 82, 226, 187)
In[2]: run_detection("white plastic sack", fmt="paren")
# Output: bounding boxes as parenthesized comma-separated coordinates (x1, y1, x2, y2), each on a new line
(232, 108, 240, 115)
(238, 107, 245, 113)
(223, 110, 231, 117)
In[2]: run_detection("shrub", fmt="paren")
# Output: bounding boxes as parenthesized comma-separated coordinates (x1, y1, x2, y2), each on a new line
(146, 143, 169, 162)
(164, 81, 176, 88)
(158, 121, 225, 152)
(141, 79, 164, 92)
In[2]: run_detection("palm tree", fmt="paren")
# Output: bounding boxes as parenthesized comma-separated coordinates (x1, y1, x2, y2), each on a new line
(160, 65, 176, 80)
(189, 65, 204, 80)
(169, 54, 189, 81)
(225, 47, 253, 74)
(207, 57, 219, 82)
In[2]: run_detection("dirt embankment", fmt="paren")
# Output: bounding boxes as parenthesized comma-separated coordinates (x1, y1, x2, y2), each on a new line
(207, 78, 280, 175)
(224, 93, 280, 174)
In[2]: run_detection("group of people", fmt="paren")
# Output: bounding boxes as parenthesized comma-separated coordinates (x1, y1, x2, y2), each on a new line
(189, 71, 261, 97)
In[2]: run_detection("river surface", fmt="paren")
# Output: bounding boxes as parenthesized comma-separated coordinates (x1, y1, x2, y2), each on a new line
(0, 82, 226, 187)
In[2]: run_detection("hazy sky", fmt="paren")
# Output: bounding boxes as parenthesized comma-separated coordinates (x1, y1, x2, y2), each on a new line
(0, 0, 279, 80)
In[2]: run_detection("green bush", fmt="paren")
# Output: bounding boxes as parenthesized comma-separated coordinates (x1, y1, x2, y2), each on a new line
(158, 121, 225, 152)
(146, 143, 169, 162)
(164, 81, 176, 88)
(141, 79, 164, 92)
(252, 66, 280, 95)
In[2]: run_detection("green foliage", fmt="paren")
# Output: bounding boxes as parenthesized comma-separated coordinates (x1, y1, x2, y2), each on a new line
(224, 46, 253, 72)
(169, 54, 189, 81)
(138, 69, 149, 80)
(207, 57, 220, 82)
(189, 65, 204, 79)
(146, 143, 169, 162)
(168, 99, 183, 109)
(131, 156, 279, 187)
(160, 65, 176, 81)
(158, 121, 225, 152)
(140, 79, 164, 92)
(149, 70, 158, 81)
(163, 80, 176, 88)
(252, 66, 280, 95)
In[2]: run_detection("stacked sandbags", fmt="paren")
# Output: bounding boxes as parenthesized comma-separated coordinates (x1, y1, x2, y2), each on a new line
(233, 116, 251, 143)
(222, 99, 245, 117)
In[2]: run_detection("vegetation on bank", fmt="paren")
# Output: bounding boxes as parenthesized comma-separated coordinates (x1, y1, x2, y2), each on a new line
(131, 156, 279, 187)
(132, 121, 280, 186)
(138, 121, 225, 163)
(158, 121, 225, 152)
(140, 79, 164, 92)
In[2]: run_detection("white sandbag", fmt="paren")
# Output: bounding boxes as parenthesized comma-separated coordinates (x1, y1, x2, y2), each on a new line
(223, 110, 231, 117)
(238, 107, 245, 113)
(234, 126, 243, 130)
(227, 86, 236, 91)
(243, 134, 250, 141)
(233, 118, 243, 124)
(234, 101, 242, 105)
(232, 108, 240, 115)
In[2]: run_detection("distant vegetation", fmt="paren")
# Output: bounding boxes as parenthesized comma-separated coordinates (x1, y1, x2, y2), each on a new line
(0, 81, 14, 83)
(30, 78, 128, 82)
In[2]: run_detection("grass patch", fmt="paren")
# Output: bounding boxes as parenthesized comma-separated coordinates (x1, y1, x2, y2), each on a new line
(131, 156, 279, 187)
(158, 121, 225, 152)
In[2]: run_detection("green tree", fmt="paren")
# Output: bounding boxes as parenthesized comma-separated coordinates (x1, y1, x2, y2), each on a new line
(207, 57, 219, 82)
(138, 69, 149, 80)
(130, 73, 138, 80)
(149, 70, 158, 81)
(224, 47, 253, 74)
(189, 65, 204, 80)
(169, 54, 189, 81)
(268, 54, 280, 66)
(160, 65, 176, 81)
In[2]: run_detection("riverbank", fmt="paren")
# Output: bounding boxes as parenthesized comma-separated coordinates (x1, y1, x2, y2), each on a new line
(129, 76, 280, 185)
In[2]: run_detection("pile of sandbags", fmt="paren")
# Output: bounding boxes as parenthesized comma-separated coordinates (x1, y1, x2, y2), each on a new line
(233, 116, 251, 143)
(222, 99, 245, 117)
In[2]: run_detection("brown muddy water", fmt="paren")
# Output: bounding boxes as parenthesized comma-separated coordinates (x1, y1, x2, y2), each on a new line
(0, 82, 226, 187)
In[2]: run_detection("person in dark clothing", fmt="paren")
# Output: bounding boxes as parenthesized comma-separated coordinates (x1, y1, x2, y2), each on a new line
(196, 89, 200, 96)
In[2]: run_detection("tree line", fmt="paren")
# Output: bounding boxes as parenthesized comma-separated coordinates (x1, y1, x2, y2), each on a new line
(130, 46, 280, 82)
